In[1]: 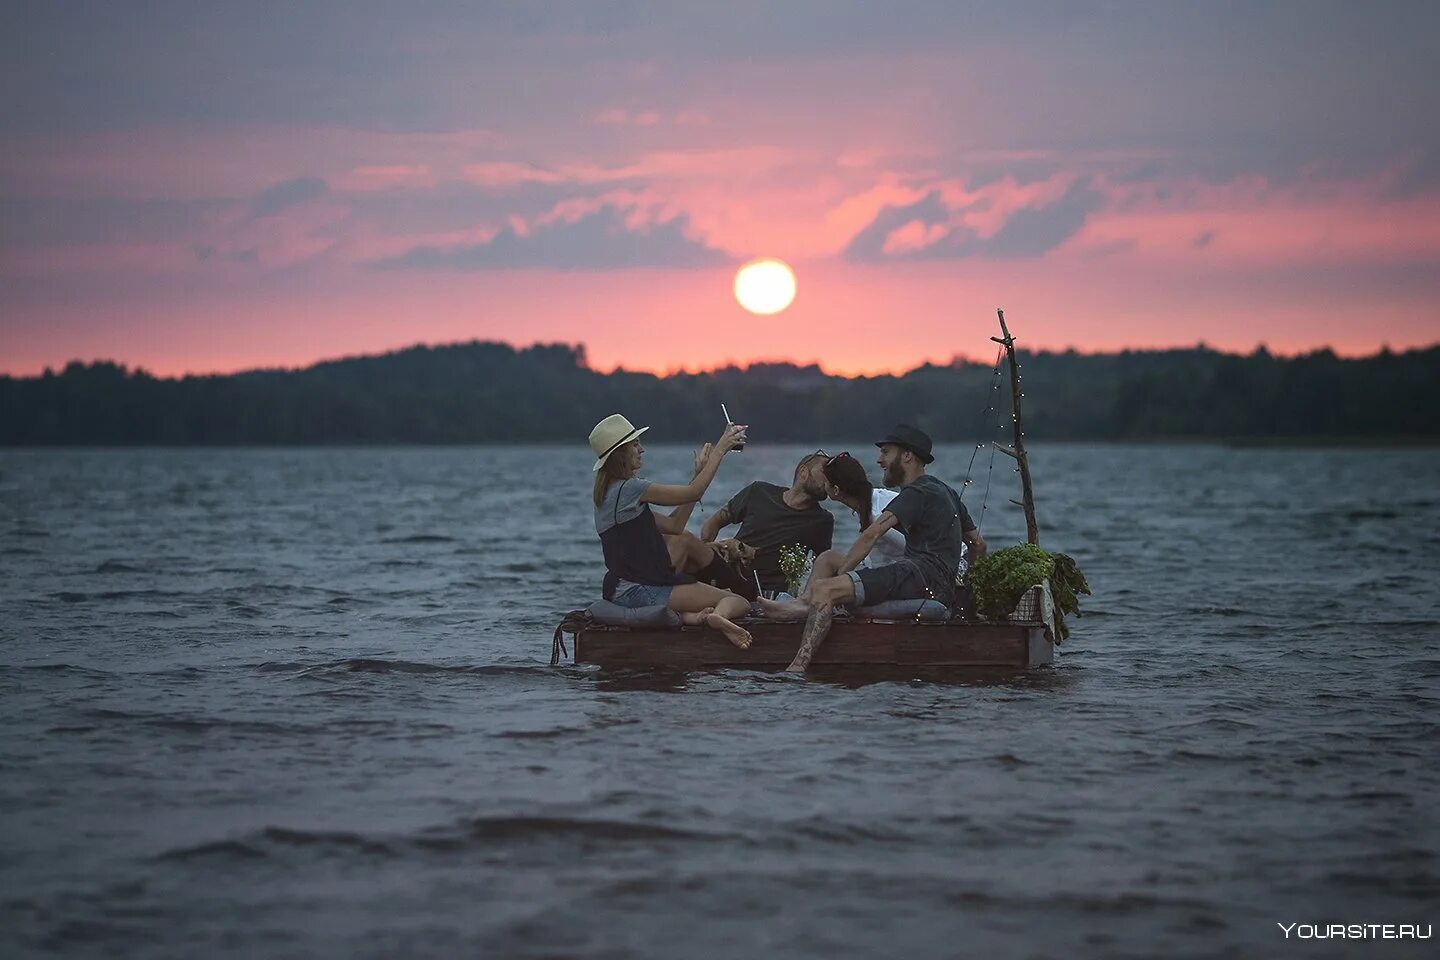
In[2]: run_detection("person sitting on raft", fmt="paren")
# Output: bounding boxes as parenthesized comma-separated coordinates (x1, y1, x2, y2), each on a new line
(590, 413, 754, 649)
(761, 450, 986, 618)
(698, 452, 833, 597)
(784, 425, 976, 671)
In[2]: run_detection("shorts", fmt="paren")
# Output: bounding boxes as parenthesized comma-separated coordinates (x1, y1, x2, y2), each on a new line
(849, 560, 936, 607)
(612, 582, 675, 609)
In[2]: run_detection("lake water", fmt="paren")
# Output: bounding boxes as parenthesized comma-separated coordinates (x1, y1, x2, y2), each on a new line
(1, 444, 1437, 959)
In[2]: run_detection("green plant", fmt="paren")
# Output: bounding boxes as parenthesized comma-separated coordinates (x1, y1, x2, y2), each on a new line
(1047, 552, 1092, 641)
(967, 543, 1053, 620)
(966, 543, 1091, 640)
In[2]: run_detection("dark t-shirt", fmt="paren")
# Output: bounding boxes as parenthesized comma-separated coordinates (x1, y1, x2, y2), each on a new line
(723, 482, 834, 592)
(882, 474, 970, 605)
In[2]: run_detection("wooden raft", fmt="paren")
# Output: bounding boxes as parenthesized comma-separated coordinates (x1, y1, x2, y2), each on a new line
(573, 617, 1053, 670)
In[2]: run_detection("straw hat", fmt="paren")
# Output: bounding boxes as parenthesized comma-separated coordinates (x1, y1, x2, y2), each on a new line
(589, 414, 649, 471)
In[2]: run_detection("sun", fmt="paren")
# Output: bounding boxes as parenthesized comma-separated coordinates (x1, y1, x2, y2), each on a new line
(734, 258, 797, 315)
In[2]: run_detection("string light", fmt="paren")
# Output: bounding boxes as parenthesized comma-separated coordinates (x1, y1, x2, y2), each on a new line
(970, 344, 1009, 530)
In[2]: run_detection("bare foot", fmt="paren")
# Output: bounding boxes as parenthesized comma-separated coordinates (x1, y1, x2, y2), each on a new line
(756, 596, 808, 621)
(680, 606, 715, 627)
(705, 612, 752, 649)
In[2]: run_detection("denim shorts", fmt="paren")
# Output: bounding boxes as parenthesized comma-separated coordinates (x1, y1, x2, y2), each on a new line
(612, 582, 675, 609)
(850, 559, 932, 607)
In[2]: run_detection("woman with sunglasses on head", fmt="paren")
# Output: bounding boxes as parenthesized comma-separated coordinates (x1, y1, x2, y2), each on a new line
(589, 413, 756, 648)
(754, 452, 907, 619)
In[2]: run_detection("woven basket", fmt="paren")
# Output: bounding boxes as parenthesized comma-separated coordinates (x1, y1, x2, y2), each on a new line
(1007, 585, 1044, 623)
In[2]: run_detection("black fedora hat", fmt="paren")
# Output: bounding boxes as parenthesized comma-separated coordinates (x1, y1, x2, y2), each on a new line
(874, 424, 934, 464)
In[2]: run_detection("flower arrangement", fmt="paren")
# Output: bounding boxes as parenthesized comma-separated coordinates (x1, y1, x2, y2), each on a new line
(777, 543, 814, 597)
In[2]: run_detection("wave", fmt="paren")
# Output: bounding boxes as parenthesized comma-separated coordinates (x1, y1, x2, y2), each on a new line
(49, 589, 190, 603)
(380, 534, 457, 544)
(155, 828, 393, 863)
(248, 658, 550, 678)
(2, 662, 113, 676)
(1048, 891, 1214, 917)
(95, 560, 146, 573)
(74, 707, 312, 736)
(790, 819, 913, 845)
(154, 816, 724, 866)
(416, 815, 724, 850)
(1340, 508, 1401, 520)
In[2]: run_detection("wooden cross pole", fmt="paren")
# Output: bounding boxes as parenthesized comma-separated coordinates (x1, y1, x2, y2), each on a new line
(990, 308, 1039, 545)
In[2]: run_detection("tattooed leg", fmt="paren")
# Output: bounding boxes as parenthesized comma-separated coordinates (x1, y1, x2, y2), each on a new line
(786, 601, 834, 673)
(785, 575, 856, 673)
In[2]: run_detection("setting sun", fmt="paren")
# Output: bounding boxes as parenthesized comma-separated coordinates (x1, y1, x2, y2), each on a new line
(734, 259, 797, 315)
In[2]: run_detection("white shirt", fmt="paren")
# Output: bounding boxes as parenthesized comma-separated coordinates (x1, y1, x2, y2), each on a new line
(861, 488, 908, 568)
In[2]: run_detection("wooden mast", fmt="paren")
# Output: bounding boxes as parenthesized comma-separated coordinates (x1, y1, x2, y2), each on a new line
(991, 309, 1039, 545)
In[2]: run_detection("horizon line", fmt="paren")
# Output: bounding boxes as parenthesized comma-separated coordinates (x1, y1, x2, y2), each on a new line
(4, 336, 1436, 382)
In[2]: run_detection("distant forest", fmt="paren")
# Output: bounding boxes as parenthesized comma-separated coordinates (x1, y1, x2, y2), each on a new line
(2, 340, 1437, 445)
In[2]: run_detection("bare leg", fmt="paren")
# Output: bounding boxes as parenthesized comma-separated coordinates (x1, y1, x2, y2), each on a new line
(665, 532, 714, 574)
(667, 533, 757, 600)
(799, 549, 845, 593)
(785, 575, 856, 673)
(668, 583, 753, 649)
(679, 606, 714, 626)
(754, 595, 807, 620)
(761, 550, 849, 620)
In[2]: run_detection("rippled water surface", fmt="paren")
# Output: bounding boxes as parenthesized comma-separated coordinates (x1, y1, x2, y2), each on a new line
(2, 444, 1437, 959)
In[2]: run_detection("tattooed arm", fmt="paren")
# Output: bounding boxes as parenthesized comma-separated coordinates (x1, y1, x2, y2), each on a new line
(699, 504, 732, 543)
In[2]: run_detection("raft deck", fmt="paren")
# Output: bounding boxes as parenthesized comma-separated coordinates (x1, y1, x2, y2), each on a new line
(573, 617, 1053, 670)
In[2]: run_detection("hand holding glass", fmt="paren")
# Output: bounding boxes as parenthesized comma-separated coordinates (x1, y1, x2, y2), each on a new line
(721, 403, 747, 451)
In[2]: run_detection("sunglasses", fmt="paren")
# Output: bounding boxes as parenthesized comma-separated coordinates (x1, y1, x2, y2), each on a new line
(817, 451, 855, 483)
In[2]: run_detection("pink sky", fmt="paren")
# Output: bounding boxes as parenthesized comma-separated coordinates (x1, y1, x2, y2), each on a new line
(3, 4, 1438, 377)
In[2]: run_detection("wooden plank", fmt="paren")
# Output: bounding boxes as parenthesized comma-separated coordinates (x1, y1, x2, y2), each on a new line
(574, 620, 1046, 670)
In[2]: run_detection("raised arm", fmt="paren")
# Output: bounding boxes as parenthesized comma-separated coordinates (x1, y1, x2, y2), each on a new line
(652, 443, 712, 535)
(835, 511, 901, 575)
(640, 424, 744, 508)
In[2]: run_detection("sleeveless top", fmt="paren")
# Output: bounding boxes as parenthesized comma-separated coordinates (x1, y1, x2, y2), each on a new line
(594, 478, 695, 600)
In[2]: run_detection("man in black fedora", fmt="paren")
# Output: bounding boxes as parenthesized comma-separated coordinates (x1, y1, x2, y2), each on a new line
(786, 424, 985, 673)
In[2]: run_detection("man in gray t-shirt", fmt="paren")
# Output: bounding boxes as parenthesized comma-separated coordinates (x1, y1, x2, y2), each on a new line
(783, 425, 986, 673)
(701, 453, 832, 593)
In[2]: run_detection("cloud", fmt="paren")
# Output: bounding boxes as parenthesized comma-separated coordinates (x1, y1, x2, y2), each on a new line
(1385, 150, 1440, 200)
(592, 107, 709, 127)
(592, 107, 660, 126)
(251, 177, 327, 217)
(840, 191, 949, 260)
(373, 204, 731, 271)
(843, 180, 1103, 260)
(0, 196, 209, 248)
(977, 180, 1103, 257)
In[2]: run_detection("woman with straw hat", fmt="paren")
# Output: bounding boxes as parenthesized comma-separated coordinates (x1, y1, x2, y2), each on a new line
(590, 413, 754, 649)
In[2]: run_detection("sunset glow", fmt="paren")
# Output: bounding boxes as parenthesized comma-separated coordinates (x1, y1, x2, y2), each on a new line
(2, 6, 1438, 378)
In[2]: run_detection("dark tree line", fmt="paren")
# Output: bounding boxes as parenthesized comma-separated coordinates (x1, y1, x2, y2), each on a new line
(2, 340, 1437, 445)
